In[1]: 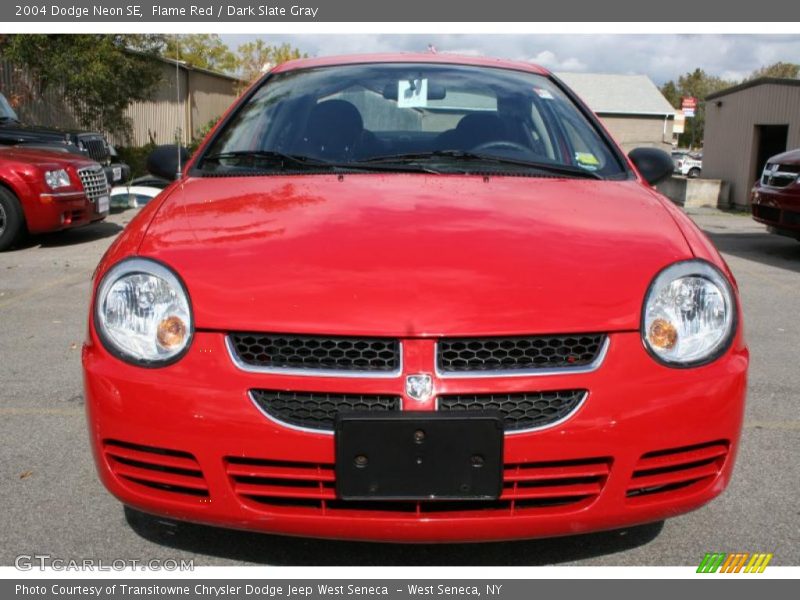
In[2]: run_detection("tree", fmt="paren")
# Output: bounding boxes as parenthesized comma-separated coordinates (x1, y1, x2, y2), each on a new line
(660, 69, 735, 149)
(163, 34, 237, 74)
(747, 61, 800, 80)
(0, 35, 164, 141)
(660, 80, 680, 109)
(236, 41, 307, 84)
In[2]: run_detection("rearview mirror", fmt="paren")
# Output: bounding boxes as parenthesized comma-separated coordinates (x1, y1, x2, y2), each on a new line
(628, 147, 675, 186)
(146, 145, 190, 181)
(382, 82, 447, 101)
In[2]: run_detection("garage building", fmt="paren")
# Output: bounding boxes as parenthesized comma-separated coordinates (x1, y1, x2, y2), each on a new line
(0, 54, 241, 147)
(703, 78, 800, 208)
(556, 72, 675, 153)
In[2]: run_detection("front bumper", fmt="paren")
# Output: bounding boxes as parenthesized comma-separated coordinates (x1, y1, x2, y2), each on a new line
(751, 185, 800, 237)
(27, 191, 106, 234)
(83, 330, 747, 543)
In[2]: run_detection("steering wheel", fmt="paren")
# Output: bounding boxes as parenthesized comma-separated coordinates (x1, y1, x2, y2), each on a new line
(470, 140, 531, 155)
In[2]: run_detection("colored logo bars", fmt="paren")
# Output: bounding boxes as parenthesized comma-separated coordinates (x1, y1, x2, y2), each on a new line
(697, 552, 773, 573)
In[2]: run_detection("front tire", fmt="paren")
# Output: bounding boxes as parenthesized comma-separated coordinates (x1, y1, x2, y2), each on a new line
(688, 167, 701, 178)
(0, 187, 25, 252)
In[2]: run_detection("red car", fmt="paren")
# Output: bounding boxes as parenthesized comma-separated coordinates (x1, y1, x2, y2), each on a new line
(751, 148, 800, 241)
(0, 146, 109, 251)
(83, 54, 747, 543)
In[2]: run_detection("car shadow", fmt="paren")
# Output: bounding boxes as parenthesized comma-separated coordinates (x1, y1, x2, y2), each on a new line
(702, 228, 800, 274)
(12, 221, 123, 250)
(124, 507, 664, 566)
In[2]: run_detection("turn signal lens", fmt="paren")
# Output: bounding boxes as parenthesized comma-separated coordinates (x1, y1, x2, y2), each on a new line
(647, 318, 678, 350)
(157, 316, 188, 349)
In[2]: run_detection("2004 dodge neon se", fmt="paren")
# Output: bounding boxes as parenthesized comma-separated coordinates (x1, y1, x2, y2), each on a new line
(83, 54, 748, 543)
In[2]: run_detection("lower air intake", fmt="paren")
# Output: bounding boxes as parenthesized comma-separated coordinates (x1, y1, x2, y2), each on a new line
(103, 439, 209, 500)
(627, 440, 728, 501)
(438, 390, 587, 431)
(251, 390, 401, 431)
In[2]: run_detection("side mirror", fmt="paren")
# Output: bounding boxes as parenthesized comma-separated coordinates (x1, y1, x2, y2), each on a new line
(628, 147, 675, 186)
(146, 145, 189, 181)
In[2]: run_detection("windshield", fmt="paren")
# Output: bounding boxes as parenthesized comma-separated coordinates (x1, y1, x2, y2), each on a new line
(0, 93, 20, 121)
(198, 63, 627, 178)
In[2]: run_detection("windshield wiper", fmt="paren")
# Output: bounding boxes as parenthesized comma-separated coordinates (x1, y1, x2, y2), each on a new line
(200, 150, 441, 174)
(357, 150, 603, 179)
(202, 150, 327, 168)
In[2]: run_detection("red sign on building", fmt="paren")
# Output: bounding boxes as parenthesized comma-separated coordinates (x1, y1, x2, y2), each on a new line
(681, 96, 698, 118)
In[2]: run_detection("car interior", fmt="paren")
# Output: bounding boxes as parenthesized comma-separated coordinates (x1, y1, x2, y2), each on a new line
(202, 64, 619, 175)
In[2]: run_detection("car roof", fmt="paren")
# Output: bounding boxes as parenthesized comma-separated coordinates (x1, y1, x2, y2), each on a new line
(271, 53, 551, 76)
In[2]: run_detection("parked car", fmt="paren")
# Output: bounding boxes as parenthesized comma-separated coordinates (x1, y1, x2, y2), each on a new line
(109, 185, 162, 211)
(672, 150, 703, 178)
(83, 54, 747, 543)
(0, 92, 130, 186)
(750, 148, 800, 241)
(129, 175, 171, 189)
(0, 146, 109, 250)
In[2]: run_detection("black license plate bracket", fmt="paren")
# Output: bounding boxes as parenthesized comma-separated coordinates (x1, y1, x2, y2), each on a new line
(335, 412, 503, 501)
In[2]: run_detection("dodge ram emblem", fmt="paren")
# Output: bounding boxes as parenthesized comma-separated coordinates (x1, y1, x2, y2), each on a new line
(405, 374, 433, 402)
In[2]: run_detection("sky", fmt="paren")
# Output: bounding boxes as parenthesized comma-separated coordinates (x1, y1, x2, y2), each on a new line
(219, 34, 800, 85)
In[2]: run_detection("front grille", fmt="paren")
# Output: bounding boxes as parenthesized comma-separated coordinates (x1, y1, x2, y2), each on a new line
(438, 390, 586, 432)
(753, 204, 781, 223)
(80, 137, 108, 162)
(225, 455, 611, 515)
(437, 334, 606, 374)
(229, 333, 400, 374)
(762, 163, 800, 188)
(251, 390, 401, 431)
(627, 440, 728, 502)
(103, 439, 209, 500)
(77, 166, 109, 202)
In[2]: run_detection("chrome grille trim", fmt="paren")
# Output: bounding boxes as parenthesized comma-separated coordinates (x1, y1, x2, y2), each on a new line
(80, 138, 108, 162)
(761, 163, 800, 188)
(77, 165, 109, 202)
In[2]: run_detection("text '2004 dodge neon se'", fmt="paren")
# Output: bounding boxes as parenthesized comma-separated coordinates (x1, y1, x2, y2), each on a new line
(83, 54, 748, 542)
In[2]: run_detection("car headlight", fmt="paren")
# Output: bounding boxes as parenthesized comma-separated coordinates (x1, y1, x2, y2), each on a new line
(94, 258, 193, 366)
(44, 169, 71, 189)
(642, 260, 736, 367)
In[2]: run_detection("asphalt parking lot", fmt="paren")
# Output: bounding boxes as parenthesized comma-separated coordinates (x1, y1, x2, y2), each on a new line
(1, 207, 798, 567)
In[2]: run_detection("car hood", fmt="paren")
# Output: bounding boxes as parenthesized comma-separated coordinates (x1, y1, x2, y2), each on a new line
(0, 121, 69, 142)
(0, 146, 97, 169)
(769, 148, 800, 165)
(0, 120, 103, 138)
(140, 174, 691, 336)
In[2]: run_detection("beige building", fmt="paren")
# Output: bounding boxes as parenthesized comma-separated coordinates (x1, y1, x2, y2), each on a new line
(556, 72, 675, 153)
(0, 54, 242, 147)
(124, 57, 242, 147)
(703, 78, 800, 208)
